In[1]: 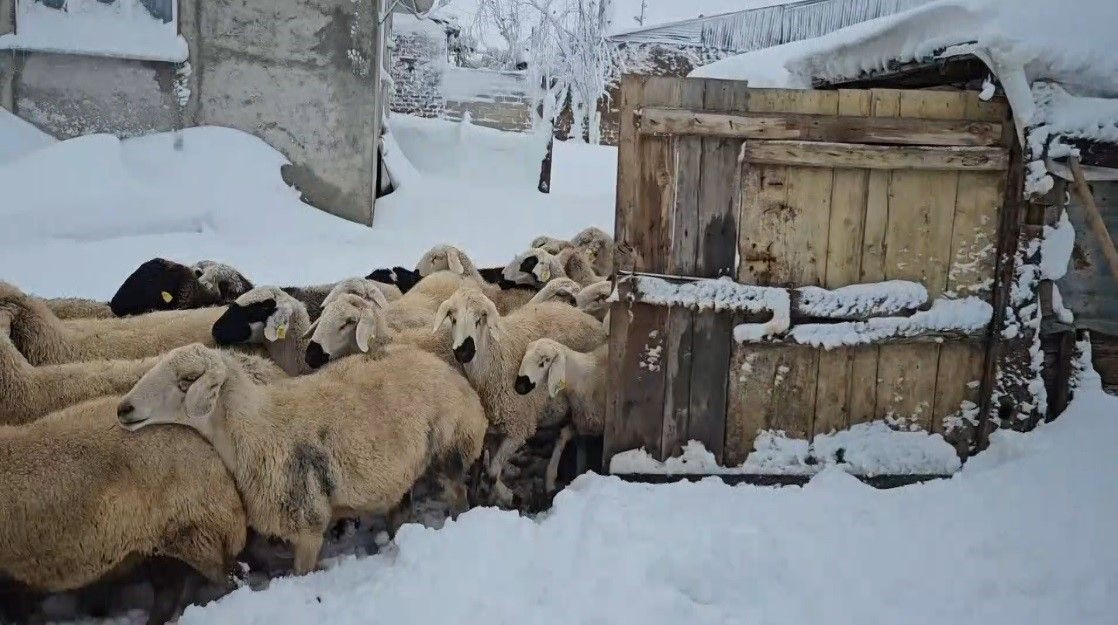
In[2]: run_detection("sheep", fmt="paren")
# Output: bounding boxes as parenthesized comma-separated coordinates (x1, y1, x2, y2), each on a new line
(576, 280, 614, 322)
(516, 339, 608, 493)
(303, 293, 455, 369)
(321, 277, 403, 309)
(112, 258, 408, 318)
(1, 281, 224, 366)
(42, 297, 115, 319)
(211, 286, 316, 375)
(0, 330, 158, 425)
(529, 235, 572, 254)
(527, 278, 582, 307)
(417, 244, 538, 314)
(570, 226, 615, 277)
(117, 342, 488, 575)
(433, 287, 608, 504)
(0, 397, 248, 625)
(365, 266, 423, 293)
(502, 247, 602, 289)
(110, 258, 228, 317)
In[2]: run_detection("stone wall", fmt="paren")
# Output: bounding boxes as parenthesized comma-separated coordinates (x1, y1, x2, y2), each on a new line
(0, 0, 385, 225)
(387, 16, 533, 133)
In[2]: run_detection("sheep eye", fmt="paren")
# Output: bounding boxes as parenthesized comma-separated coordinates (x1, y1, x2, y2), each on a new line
(341, 318, 355, 328)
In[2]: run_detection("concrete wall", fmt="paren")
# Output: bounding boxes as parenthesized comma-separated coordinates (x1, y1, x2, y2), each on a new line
(0, 0, 384, 225)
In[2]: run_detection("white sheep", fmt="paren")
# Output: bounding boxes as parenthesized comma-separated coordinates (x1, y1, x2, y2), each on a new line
(529, 235, 572, 255)
(527, 278, 582, 307)
(576, 280, 614, 322)
(502, 247, 602, 289)
(433, 287, 607, 504)
(0, 330, 158, 425)
(117, 342, 488, 574)
(321, 277, 402, 309)
(303, 293, 455, 369)
(570, 226, 615, 277)
(516, 339, 608, 493)
(0, 395, 251, 624)
(1, 280, 223, 366)
(41, 297, 115, 319)
(211, 286, 315, 375)
(417, 244, 537, 314)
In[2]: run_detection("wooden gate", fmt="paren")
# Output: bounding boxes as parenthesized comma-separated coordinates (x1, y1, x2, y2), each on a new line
(606, 76, 1010, 467)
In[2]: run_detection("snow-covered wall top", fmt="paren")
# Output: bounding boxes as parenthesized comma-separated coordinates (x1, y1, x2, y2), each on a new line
(0, 0, 188, 62)
(609, 0, 930, 53)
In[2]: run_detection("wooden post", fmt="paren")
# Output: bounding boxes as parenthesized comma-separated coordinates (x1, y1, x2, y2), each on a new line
(1068, 157, 1118, 278)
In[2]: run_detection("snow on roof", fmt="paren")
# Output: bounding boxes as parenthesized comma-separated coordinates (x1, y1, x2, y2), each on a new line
(608, 0, 789, 38)
(691, 0, 1118, 192)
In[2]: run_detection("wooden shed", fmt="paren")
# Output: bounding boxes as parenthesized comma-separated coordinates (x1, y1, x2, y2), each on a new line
(600, 0, 1117, 480)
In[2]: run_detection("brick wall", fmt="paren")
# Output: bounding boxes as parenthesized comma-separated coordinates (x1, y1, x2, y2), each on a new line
(389, 19, 447, 118)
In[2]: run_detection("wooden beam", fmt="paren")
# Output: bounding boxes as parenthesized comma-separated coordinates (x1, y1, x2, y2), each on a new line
(637, 108, 1003, 146)
(1069, 157, 1118, 278)
(743, 140, 1009, 171)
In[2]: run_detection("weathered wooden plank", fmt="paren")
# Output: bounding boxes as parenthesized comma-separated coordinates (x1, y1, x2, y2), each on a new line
(725, 347, 781, 465)
(931, 93, 1006, 433)
(848, 89, 898, 426)
(614, 74, 646, 274)
(603, 301, 670, 461)
(637, 107, 1003, 146)
(744, 332, 988, 347)
(744, 140, 1009, 171)
(660, 79, 705, 459)
(814, 89, 872, 436)
(685, 78, 748, 463)
(875, 90, 968, 429)
(631, 77, 683, 273)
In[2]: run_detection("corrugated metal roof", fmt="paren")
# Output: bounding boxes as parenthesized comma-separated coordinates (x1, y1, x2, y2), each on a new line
(609, 0, 931, 53)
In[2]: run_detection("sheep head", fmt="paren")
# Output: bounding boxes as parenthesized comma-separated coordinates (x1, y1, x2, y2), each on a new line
(321, 278, 391, 311)
(530, 278, 581, 307)
(502, 248, 559, 287)
(118, 343, 230, 434)
(304, 293, 386, 369)
(192, 260, 255, 303)
(212, 286, 303, 346)
(433, 287, 499, 365)
(576, 280, 614, 317)
(515, 338, 567, 398)
(0, 281, 58, 364)
(571, 227, 615, 276)
(366, 266, 422, 293)
(416, 245, 477, 279)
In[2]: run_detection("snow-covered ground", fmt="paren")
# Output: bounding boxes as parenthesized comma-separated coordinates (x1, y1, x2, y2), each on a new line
(178, 377, 1117, 625)
(6, 112, 1116, 625)
(0, 115, 615, 300)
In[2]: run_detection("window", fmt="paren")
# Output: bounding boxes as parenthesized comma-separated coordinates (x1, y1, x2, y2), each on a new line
(0, 0, 186, 63)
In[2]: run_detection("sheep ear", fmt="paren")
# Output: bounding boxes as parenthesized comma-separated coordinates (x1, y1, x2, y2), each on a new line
(301, 318, 320, 340)
(185, 361, 227, 420)
(448, 249, 465, 275)
(546, 354, 567, 398)
(355, 310, 377, 353)
(264, 302, 292, 342)
(432, 300, 452, 334)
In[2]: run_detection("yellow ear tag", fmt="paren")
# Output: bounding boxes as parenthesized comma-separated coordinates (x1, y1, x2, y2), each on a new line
(275, 325, 288, 340)
(538, 265, 551, 282)
(557, 379, 567, 392)
(161, 291, 174, 303)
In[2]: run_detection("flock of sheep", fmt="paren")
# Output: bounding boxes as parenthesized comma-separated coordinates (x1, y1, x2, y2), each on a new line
(0, 227, 616, 624)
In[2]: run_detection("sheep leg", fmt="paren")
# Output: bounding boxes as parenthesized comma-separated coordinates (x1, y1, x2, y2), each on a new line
(386, 489, 414, 537)
(292, 533, 324, 575)
(488, 435, 524, 507)
(146, 558, 199, 625)
(545, 425, 575, 494)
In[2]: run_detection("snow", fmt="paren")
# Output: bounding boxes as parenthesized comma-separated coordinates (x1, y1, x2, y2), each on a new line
(689, 0, 1118, 193)
(788, 296, 992, 349)
(1040, 210, 1075, 281)
(0, 117, 616, 301)
(179, 382, 1118, 625)
(795, 280, 927, 319)
(620, 275, 792, 341)
(611, 421, 962, 477)
(0, 108, 55, 165)
(0, 0, 188, 63)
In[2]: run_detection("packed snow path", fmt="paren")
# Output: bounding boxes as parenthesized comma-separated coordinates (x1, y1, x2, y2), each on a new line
(178, 387, 1117, 625)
